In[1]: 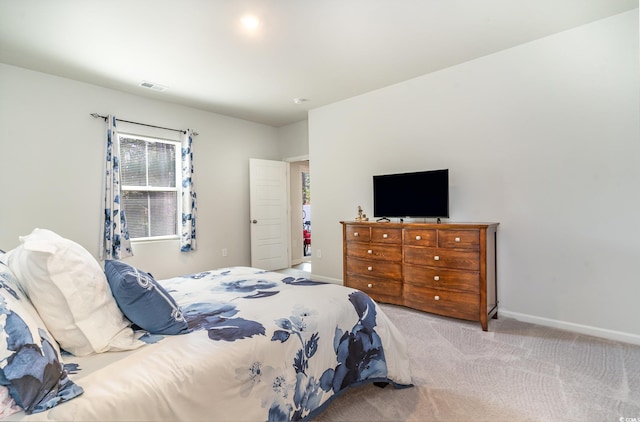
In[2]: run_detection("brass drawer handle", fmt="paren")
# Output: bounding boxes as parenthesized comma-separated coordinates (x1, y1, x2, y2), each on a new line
(455, 237, 461, 242)
(367, 249, 372, 254)
(367, 283, 373, 288)
(415, 235, 421, 240)
(434, 295, 440, 301)
(434, 256, 440, 261)
(353, 232, 359, 237)
(383, 233, 388, 238)
(434, 276, 440, 281)
(367, 266, 373, 271)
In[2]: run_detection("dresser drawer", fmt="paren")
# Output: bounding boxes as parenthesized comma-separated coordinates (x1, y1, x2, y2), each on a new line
(346, 225, 370, 242)
(404, 264, 479, 293)
(345, 274, 402, 298)
(346, 257, 402, 281)
(403, 284, 479, 321)
(346, 243, 401, 262)
(371, 227, 402, 244)
(403, 229, 437, 246)
(438, 229, 480, 250)
(404, 246, 479, 271)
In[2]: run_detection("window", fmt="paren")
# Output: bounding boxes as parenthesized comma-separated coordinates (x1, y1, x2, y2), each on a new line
(119, 133, 181, 240)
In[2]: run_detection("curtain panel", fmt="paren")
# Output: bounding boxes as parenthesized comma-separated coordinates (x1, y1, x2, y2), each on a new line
(180, 129, 197, 252)
(100, 115, 133, 260)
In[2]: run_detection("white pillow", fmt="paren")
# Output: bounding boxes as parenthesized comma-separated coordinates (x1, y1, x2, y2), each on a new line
(5, 228, 144, 356)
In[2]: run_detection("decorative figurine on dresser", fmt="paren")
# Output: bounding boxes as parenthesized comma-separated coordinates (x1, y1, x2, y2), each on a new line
(340, 221, 499, 331)
(355, 205, 369, 222)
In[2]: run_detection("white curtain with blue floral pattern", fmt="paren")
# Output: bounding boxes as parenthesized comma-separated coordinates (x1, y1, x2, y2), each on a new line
(180, 129, 197, 251)
(100, 115, 133, 260)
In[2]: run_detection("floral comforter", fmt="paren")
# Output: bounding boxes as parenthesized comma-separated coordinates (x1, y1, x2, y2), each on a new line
(15, 267, 412, 421)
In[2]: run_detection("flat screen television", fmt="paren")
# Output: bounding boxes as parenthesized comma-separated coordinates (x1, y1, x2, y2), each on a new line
(373, 169, 449, 219)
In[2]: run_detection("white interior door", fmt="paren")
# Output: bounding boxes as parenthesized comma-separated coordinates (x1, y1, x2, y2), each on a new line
(249, 158, 289, 270)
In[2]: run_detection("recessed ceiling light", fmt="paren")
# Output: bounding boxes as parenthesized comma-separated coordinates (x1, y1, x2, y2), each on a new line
(293, 98, 308, 104)
(241, 15, 260, 31)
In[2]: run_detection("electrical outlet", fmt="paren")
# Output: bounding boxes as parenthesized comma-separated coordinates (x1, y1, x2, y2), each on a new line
(316, 249, 322, 258)
(222, 248, 228, 257)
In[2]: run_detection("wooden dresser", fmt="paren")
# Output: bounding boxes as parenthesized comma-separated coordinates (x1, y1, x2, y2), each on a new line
(341, 221, 499, 331)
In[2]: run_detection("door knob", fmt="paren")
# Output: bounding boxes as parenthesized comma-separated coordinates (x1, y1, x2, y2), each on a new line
(251, 220, 258, 224)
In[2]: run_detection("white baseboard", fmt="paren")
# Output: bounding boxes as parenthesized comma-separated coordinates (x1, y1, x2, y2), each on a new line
(309, 279, 640, 345)
(309, 273, 342, 285)
(500, 309, 640, 346)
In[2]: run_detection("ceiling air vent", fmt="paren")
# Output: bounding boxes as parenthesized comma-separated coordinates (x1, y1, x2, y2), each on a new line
(139, 81, 167, 92)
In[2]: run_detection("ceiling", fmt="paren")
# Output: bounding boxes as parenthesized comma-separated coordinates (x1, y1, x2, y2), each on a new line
(1, 0, 636, 127)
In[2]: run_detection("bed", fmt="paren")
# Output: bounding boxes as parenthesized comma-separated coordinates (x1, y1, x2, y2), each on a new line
(0, 229, 412, 421)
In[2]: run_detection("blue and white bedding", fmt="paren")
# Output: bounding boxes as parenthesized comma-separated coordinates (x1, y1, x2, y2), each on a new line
(13, 267, 412, 421)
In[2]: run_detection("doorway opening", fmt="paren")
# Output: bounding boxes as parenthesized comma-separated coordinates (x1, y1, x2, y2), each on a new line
(288, 159, 310, 273)
(302, 170, 311, 258)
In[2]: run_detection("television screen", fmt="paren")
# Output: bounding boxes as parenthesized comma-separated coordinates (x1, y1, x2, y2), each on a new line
(373, 169, 449, 218)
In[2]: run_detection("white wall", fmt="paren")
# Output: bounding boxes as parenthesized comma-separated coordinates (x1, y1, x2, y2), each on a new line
(0, 63, 281, 279)
(309, 10, 640, 342)
(279, 120, 309, 159)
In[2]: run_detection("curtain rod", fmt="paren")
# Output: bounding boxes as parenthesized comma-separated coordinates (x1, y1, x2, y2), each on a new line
(90, 113, 198, 136)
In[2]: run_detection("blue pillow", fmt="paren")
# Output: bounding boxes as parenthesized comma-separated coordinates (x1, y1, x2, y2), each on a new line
(104, 261, 190, 335)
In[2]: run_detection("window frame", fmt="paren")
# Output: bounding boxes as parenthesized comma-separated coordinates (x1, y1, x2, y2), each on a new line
(118, 132, 182, 242)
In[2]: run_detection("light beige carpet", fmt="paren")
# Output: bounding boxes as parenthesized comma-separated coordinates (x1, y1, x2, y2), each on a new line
(312, 304, 640, 422)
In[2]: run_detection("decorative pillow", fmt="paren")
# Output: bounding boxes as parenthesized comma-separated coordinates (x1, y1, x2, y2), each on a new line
(105, 260, 190, 335)
(0, 259, 84, 414)
(4, 229, 144, 356)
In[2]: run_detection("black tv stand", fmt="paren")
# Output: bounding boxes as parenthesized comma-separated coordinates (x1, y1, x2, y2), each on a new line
(376, 217, 390, 222)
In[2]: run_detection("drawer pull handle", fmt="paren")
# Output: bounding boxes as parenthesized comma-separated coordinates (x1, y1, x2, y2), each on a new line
(367, 283, 373, 288)
(455, 237, 461, 242)
(367, 249, 372, 254)
(434, 276, 440, 281)
(353, 232, 359, 237)
(367, 266, 373, 271)
(434, 295, 440, 301)
(416, 235, 421, 240)
(434, 256, 440, 261)
(383, 233, 388, 238)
